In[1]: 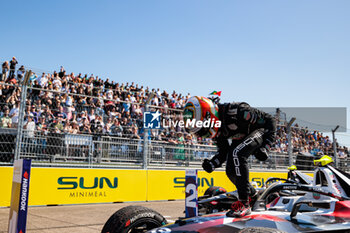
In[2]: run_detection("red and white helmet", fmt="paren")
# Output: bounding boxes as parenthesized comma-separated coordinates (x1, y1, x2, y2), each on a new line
(183, 96, 220, 139)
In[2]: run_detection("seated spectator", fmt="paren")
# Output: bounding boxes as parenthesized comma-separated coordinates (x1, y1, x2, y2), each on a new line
(111, 118, 123, 137)
(0, 107, 12, 128)
(166, 131, 177, 144)
(40, 105, 55, 123)
(9, 101, 20, 127)
(36, 117, 48, 133)
(71, 122, 80, 134)
(130, 126, 141, 139)
(80, 123, 92, 134)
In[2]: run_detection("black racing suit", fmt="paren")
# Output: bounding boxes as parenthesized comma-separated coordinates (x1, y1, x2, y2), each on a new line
(207, 102, 276, 202)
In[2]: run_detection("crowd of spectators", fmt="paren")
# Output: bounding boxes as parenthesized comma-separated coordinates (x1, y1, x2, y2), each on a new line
(0, 57, 348, 158)
(273, 124, 349, 157)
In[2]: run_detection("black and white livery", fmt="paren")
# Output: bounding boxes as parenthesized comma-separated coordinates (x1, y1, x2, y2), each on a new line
(102, 156, 350, 233)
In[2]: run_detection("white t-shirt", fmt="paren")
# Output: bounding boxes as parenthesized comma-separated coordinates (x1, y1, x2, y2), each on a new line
(66, 96, 73, 107)
(26, 121, 36, 138)
(52, 78, 62, 89)
(39, 76, 48, 87)
(9, 107, 19, 123)
(130, 96, 136, 103)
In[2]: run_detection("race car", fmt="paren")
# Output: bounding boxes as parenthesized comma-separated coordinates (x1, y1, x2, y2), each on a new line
(197, 164, 313, 215)
(102, 156, 350, 233)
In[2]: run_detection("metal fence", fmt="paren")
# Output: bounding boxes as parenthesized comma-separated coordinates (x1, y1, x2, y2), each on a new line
(1, 127, 349, 172)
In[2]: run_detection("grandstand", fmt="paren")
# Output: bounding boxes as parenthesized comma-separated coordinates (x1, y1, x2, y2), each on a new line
(0, 58, 349, 170)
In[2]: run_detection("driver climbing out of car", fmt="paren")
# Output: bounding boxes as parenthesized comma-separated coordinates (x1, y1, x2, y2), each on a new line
(183, 96, 276, 217)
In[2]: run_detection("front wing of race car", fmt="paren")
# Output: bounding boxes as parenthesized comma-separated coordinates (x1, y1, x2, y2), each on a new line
(148, 201, 350, 233)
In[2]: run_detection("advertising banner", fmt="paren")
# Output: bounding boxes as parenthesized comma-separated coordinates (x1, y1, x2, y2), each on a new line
(0, 167, 309, 207)
(185, 169, 198, 218)
(8, 159, 31, 233)
(29, 168, 147, 205)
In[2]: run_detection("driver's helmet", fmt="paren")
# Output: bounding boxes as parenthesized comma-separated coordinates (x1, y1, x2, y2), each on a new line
(183, 96, 220, 139)
(314, 155, 333, 167)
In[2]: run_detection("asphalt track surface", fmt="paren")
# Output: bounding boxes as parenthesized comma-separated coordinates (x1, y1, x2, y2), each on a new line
(0, 200, 185, 233)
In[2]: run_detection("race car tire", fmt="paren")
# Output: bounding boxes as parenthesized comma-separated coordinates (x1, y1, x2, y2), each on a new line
(101, 205, 167, 233)
(204, 186, 227, 197)
(238, 227, 286, 233)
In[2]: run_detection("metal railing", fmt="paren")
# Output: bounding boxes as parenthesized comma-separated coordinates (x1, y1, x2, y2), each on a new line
(1, 128, 349, 172)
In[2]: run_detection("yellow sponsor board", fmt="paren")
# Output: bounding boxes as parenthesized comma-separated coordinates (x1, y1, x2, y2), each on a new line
(30, 168, 147, 205)
(0, 167, 14, 207)
(0, 167, 147, 206)
(0, 167, 312, 206)
(147, 170, 235, 201)
(146, 170, 293, 200)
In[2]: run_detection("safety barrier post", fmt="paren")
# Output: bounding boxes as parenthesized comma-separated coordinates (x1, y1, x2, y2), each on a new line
(287, 117, 296, 167)
(332, 125, 340, 167)
(14, 71, 31, 161)
(143, 93, 154, 169)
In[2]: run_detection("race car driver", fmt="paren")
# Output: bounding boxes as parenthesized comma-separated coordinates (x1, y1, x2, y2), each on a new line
(183, 96, 276, 217)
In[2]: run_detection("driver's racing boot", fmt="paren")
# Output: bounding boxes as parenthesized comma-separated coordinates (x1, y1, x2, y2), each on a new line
(226, 200, 251, 218)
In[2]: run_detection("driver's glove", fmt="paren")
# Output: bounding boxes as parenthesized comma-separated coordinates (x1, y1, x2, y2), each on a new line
(254, 147, 269, 161)
(202, 159, 215, 173)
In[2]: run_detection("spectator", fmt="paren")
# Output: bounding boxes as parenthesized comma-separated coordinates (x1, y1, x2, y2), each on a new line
(58, 66, 65, 79)
(111, 118, 123, 137)
(55, 106, 67, 120)
(17, 65, 25, 83)
(9, 102, 20, 127)
(0, 107, 12, 128)
(31, 80, 41, 101)
(52, 76, 62, 90)
(55, 117, 64, 131)
(166, 131, 177, 144)
(71, 122, 80, 134)
(63, 120, 72, 133)
(1, 61, 9, 81)
(37, 117, 47, 132)
(81, 123, 92, 134)
(88, 108, 96, 122)
(24, 115, 36, 138)
(9, 57, 18, 78)
(5, 74, 17, 97)
(38, 73, 48, 87)
(130, 126, 141, 139)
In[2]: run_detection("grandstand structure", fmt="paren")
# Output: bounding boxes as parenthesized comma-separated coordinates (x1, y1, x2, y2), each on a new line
(0, 59, 349, 171)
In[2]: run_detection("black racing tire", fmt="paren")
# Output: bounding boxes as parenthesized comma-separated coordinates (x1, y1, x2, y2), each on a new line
(204, 186, 227, 197)
(101, 205, 167, 233)
(238, 227, 286, 233)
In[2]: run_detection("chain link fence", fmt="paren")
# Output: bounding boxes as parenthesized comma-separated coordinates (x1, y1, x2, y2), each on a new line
(1, 127, 349, 172)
